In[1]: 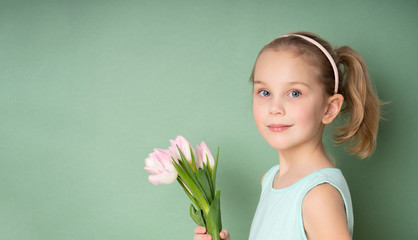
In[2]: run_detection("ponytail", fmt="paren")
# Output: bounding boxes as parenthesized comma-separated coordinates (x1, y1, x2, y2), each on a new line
(334, 46, 381, 159)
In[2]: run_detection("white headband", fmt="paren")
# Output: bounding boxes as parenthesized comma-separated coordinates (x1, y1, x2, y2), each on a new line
(274, 34, 339, 94)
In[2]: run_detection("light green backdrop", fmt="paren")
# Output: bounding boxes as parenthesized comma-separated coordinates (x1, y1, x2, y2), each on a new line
(1, 0, 417, 239)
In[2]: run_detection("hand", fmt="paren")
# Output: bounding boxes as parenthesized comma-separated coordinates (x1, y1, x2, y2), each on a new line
(193, 226, 230, 240)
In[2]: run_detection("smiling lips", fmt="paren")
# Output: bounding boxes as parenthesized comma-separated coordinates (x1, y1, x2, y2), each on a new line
(267, 124, 293, 132)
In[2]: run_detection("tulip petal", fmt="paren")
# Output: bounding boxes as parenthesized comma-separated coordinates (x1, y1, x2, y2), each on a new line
(154, 148, 176, 170)
(144, 166, 159, 174)
(196, 141, 215, 170)
(169, 140, 181, 161)
(171, 136, 193, 163)
(145, 155, 164, 172)
(144, 148, 178, 185)
(148, 170, 178, 185)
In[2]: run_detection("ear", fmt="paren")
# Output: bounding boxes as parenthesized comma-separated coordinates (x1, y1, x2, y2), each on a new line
(322, 94, 344, 125)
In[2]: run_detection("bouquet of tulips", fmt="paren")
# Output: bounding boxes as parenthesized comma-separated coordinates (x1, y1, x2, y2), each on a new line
(144, 136, 222, 239)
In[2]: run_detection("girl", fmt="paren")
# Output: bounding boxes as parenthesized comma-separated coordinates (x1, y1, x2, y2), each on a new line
(194, 31, 381, 240)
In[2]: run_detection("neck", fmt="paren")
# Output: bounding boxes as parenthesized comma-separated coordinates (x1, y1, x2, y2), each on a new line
(276, 141, 333, 176)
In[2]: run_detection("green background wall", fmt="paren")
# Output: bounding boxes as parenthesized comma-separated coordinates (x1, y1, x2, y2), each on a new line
(1, 0, 417, 239)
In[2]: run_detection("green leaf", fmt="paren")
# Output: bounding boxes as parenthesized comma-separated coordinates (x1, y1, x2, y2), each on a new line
(211, 147, 220, 190)
(177, 146, 209, 204)
(206, 190, 222, 240)
(190, 204, 206, 226)
(172, 160, 210, 214)
(190, 145, 197, 173)
(206, 154, 213, 175)
(196, 168, 213, 202)
(177, 147, 196, 180)
(177, 178, 199, 209)
(203, 160, 214, 200)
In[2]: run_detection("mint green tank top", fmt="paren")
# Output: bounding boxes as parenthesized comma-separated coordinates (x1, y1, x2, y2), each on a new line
(249, 165, 354, 240)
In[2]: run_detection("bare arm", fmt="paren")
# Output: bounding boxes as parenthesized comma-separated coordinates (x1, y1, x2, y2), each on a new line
(302, 184, 352, 240)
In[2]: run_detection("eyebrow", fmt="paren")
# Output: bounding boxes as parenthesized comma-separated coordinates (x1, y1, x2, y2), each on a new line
(253, 80, 311, 88)
(287, 81, 311, 88)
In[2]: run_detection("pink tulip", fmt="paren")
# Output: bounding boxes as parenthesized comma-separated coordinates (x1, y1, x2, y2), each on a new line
(196, 141, 215, 170)
(144, 149, 178, 185)
(168, 136, 193, 163)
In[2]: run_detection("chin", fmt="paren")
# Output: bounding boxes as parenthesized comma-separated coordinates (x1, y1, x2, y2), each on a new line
(265, 139, 294, 151)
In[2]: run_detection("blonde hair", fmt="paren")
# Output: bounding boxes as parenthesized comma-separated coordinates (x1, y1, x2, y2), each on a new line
(249, 31, 382, 158)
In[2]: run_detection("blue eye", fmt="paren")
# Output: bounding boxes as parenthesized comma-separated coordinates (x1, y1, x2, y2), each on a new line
(258, 90, 271, 97)
(289, 90, 301, 98)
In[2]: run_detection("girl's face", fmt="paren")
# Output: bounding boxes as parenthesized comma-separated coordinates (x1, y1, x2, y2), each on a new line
(252, 49, 330, 151)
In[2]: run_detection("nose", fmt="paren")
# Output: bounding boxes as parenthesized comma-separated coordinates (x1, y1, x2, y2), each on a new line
(269, 97, 285, 116)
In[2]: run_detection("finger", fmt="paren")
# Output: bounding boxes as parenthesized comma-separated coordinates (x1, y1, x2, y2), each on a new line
(193, 235, 211, 240)
(219, 230, 230, 240)
(193, 234, 212, 240)
(194, 226, 207, 234)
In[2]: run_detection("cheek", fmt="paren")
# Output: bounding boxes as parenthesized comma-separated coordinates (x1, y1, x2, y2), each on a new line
(293, 103, 323, 126)
(252, 100, 264, 124)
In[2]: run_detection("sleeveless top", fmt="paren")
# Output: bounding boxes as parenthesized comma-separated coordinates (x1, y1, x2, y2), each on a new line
(249, 165, 354, 240)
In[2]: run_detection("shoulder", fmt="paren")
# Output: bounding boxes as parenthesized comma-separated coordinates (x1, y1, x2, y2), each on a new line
(302, 183, 352, 240)
(261, 165, 279, 186)
(261, 171, 267, 185)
